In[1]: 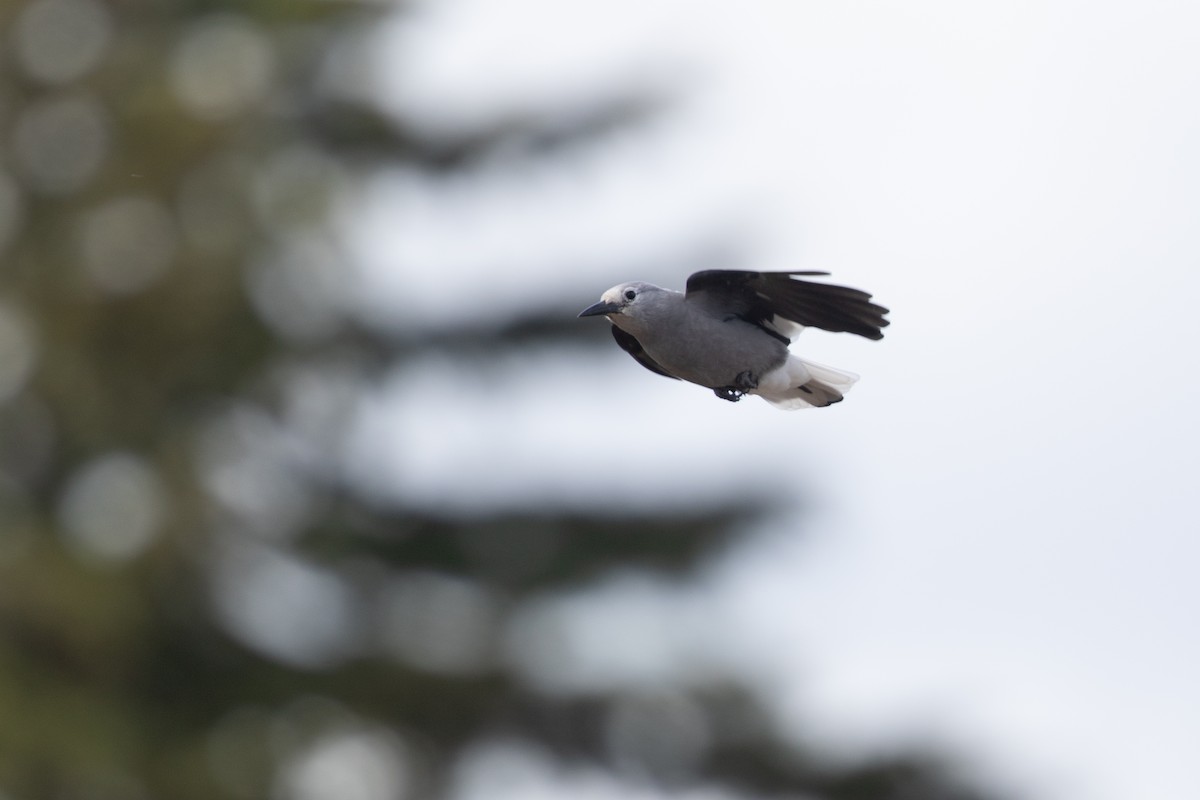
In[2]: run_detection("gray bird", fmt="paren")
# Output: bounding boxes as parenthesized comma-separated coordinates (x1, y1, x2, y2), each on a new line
(579, 270, 889, 409)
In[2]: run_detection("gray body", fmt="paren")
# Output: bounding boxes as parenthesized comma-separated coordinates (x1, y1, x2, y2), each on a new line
(606, 285, 787, 388)
(579, 270, 889, 409)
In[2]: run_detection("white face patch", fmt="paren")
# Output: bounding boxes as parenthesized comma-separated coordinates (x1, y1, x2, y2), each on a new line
(601, 281, 657, 314)
(601, 285, 628, 305)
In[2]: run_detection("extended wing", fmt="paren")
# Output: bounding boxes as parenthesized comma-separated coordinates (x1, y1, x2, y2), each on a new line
(610, 326, 679, 380)
(684, 270, 889, 341)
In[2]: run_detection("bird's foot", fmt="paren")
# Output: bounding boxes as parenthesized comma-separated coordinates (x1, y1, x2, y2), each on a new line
(714, 372, 758, 402)
(734, 371, 759, 390)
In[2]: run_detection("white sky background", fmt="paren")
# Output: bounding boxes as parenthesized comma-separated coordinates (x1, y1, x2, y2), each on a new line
(338, 2, 1200, 799)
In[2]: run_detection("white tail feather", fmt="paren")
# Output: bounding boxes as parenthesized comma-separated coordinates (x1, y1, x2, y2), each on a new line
(753, 355, 859, 410)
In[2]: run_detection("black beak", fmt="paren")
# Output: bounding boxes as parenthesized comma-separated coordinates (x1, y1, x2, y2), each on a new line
(578, 300, 622, 318)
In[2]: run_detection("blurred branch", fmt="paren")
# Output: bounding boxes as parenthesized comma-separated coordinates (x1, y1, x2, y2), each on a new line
(297, 503, 771, 593)
(303, 89, 671, 170)
(491, 688, 1003, 800)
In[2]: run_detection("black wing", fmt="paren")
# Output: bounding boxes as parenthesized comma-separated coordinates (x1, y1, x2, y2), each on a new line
(685, 270, 890, 340)
(610, 326, 678, 379)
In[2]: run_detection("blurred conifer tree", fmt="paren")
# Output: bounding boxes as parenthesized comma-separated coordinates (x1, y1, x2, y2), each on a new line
(0, 1, 1001, 798)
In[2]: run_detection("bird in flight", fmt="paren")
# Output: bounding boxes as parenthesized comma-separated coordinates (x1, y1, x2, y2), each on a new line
(579, 270, 888, 409)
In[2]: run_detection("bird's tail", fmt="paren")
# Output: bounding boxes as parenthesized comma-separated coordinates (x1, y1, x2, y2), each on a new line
(754, 355, 859, 410)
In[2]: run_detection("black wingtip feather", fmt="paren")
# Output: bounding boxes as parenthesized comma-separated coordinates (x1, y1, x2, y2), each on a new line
(685, 269, 890, 340)
(764, 273, 890, 339)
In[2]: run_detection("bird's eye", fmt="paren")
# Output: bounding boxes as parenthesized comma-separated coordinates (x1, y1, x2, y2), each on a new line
(623, 289, 636, 301)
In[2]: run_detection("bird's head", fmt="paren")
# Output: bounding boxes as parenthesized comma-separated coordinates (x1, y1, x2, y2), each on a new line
(578, 281, 658, 320)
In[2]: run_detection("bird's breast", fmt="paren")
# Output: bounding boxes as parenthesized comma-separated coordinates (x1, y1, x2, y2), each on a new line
(638, 315, 788, 389)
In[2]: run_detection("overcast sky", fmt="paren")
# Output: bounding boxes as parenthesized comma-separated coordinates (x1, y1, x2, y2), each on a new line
(341, 2, 1200, 798)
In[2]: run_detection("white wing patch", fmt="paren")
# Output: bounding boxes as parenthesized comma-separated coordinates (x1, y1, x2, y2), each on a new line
(764, 314, 805, 341)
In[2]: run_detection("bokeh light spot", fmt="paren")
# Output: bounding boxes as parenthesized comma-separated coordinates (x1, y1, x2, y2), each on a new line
(80, 194, 179, 295)
(379, 572, 498, 675)
(11, 94, 110, 195)
(253, 146, 344, 233)
(246, 235, 346, 342)
(170, 15, 275, 121)
(195, 406, 316, 538)
(14, 0, 114, 85)
(57, 452, 167, 564)
(276, 726, 411, 800)
(210, 536, 363, 668)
